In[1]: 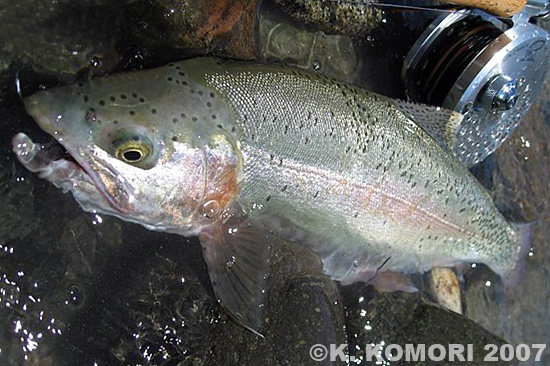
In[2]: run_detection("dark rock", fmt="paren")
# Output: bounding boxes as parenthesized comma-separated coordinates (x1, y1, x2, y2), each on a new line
(125, 0, 262, 60)
(0, 1, 126, 81)
(343, 285, 513, 366)
(272, 0, 382, 37)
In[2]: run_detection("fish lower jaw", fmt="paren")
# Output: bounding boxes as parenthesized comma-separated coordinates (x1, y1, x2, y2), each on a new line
(12, 132, 121, 214)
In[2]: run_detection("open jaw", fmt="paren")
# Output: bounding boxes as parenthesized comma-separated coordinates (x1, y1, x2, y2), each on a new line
(12, 132, 125, 216)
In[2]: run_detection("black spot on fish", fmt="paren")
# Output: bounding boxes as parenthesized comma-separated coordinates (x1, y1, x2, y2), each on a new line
(151, 109, 157, 114)
(110, 96, 116, 102)
(181, 113, 186, 119)
(172, 136, 178, 142)
(132, 93, 138, 98)
(121, 94, 127, 99)
(207, 102, 212, 108)
(129, 111, 135, 116)
(210, 92, 215, 98)
(113, 120, 118, 125)
(192, 117, 197, 122)
(198, 90, 203, 96)
(99, 100, 105, 106)
(173, 118, 178, 124)
(266, 196, 271, 202)
(83, 95, 89, 102)
(282, 184, 287, 192)
(139, 97, 145, 103)
(313, 191, 319, 198)
(86, 110, 97, 122)
(179, 72, 185, 76)
(217, 124, 223, 129)
(212, 115, 217, 120)
(167, 77, 173, 82)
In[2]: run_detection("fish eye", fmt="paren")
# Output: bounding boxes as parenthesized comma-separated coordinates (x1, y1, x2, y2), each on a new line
(115, 140, 152, 164)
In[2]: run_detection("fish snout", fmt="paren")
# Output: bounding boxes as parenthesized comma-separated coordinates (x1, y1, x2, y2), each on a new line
(23, 91, 58, 132)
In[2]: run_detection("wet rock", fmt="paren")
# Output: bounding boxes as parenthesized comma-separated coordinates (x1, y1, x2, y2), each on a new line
(126, 0, 261, 60)
(342, 285, 513, 365)
(259, 4, 360, 84)
(51, 233, 215, 366)
(272, 0, 383, 37)
(0, 1, 125, 81)
(429, 267, 462, 314)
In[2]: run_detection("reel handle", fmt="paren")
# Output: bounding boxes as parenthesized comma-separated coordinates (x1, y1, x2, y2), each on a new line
(440, 0, 527, 16)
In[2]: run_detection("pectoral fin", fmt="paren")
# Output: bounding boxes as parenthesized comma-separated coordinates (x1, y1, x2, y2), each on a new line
(199, 218, 272, 336)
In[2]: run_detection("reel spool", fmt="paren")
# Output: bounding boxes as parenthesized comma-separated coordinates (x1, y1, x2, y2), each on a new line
(402, 1, 550, 167)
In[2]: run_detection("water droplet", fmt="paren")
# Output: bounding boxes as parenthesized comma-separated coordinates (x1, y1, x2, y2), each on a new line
(65, 285, 85, 308)
(312, 60, 321, 71)
(226, 256, 236, 268)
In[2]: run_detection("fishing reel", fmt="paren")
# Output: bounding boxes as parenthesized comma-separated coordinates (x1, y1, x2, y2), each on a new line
(402, 0, 550, 166)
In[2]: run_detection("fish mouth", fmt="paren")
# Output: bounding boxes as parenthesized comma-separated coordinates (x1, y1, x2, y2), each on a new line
(21, 91, 132, 214)
(60, 141, 133, 214)
(12, 132, 130, 215)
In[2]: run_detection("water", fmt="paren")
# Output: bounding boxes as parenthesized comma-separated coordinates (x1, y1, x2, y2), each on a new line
(1, 1, 550, 365)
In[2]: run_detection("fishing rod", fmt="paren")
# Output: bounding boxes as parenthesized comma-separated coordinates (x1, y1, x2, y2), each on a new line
(317, 0, 460, 13)
(311, 0, 528, 17)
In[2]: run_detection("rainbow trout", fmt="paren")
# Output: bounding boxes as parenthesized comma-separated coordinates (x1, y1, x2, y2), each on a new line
(12, 58, 531, 332)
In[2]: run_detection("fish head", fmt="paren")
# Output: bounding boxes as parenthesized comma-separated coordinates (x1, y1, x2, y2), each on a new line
(21, 63, 236, 234)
